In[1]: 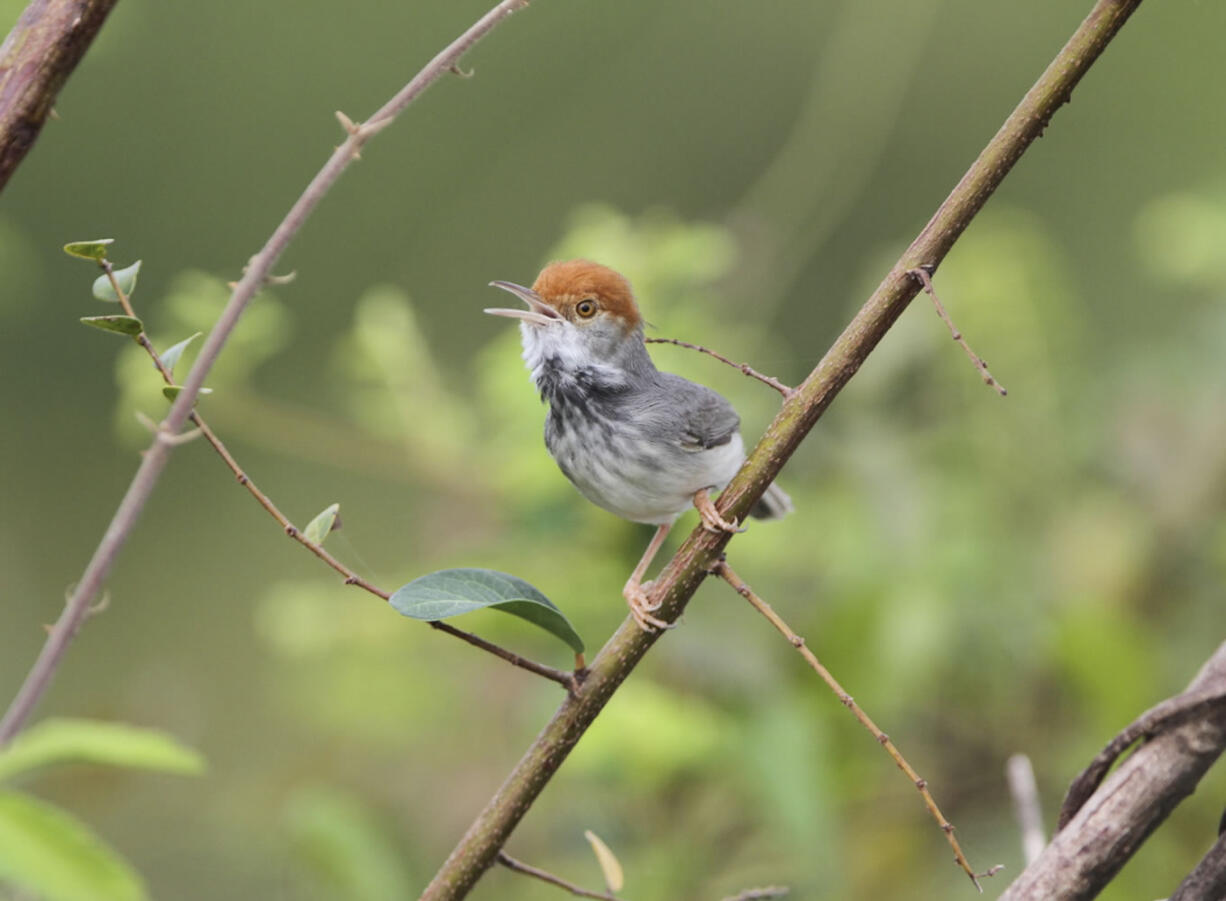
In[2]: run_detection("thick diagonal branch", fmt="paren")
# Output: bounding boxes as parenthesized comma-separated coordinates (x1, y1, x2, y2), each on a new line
(419, 2, 1146, 898)
(0, 0, 119, 194)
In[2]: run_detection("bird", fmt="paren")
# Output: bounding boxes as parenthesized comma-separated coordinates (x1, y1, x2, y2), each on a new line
(485, 259, 792, 631)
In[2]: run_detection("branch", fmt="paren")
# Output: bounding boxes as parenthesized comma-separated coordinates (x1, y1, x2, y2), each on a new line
(419, 2, 1146, 897)
(999, 641, 1226, 901)
(1057, 683, 1226, 829)
(0, 0, 537, 746)
(496, 852, 621, 900)
(907, 266, 1007, 396)
(0, 0, 119, 194)
(645, 337, 794, 397)
(711, 560, 997, 889)
(1006, 754, 1046, 866)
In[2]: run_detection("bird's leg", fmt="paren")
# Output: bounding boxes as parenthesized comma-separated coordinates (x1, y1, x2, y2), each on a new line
(693, 487, 746, 534)
(623, 522, 674, 632)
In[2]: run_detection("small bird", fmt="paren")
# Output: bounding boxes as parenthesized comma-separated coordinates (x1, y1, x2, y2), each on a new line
(486, 260, 792, 631)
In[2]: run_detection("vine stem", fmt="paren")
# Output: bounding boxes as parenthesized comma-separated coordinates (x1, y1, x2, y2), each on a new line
(0, 0, 537, 745)
(419, 3, 1146, 897)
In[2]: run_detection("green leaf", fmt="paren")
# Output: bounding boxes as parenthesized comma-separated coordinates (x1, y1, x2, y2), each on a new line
(80, 315, 143, 337)
(0, 718, 205, 783)
(302, 503, 340, 546)
(390, 568, 584, 654)
(162, 385, 213, 401)
(63, 239, 114, 261)
(0, 790, 147, 901)
(584, 829, 624, 892)
(157, 332, 202, 376)
(92, 260, 142, 302)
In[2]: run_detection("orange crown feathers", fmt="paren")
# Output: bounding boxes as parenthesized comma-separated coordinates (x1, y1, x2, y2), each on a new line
(532, 260, 643, 329)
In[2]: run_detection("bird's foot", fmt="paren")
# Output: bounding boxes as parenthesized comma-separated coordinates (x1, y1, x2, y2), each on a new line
(693, 488, 746, 534)
(623, 579, 674, 633)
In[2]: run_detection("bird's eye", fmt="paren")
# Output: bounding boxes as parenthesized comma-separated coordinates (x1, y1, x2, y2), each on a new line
(575, 299, 597, 318)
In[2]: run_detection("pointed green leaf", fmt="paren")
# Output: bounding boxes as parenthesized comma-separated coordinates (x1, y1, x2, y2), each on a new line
(0, 718, 205, 782)
(303, 503, 340, 546)
(390, 568, 584, 654)
(92, 260, 142, 302)
(157, 332, 202, 376)
(63, 239, 114, 261)
(0, 790, 147, 901)
(162, 385, 213, 401)
(80, 315, 143, 337)
(584, 830, 624, 892)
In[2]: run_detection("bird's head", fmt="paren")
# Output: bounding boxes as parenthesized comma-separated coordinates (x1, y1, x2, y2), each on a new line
(486, 260, 646, 371)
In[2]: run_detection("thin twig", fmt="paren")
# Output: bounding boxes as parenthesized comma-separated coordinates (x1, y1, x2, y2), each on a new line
(720, 887, 790, 901)
(907, 266, 1007, 396)
(711, 559, 1001, 892)
(0, 0, 540, 746)
(645, 337, 793, 397)
(116, 262, 579, 692)
(1005, 754, 1046, 865)
(1057, 685, 1226, 830)
(496, 851, 622, 900)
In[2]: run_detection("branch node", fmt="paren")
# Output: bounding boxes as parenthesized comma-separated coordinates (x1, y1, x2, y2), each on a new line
(334, 110, 360, 135)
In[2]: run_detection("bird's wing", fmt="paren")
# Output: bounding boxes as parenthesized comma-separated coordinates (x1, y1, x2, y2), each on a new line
(652, 373, 740, 452)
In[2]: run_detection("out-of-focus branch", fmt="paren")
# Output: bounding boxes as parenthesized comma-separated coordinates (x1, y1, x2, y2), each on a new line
(1170, 829, 1226, 901)
(999, 641, 1226, 901)
(0, 0, 537, 746)
(420, 2, 1147, 898)
(0, 0, 119, 194)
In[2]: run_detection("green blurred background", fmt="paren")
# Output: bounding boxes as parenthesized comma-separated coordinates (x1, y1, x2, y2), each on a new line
(3, 0, 1226, 898)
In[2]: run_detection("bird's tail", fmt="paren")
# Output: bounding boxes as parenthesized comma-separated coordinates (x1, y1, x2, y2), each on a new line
(749, 481, 794, 521)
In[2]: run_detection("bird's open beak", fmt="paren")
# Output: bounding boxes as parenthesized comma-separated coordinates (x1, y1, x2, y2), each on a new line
(485, 281, 560, 327)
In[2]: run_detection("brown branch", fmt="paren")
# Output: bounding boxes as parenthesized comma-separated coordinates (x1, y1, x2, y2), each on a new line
(999, 642, 1226, 901)
(907, 267, 1007, 396)
(420, 3, 1146, 897)
(0, 0, 119, 194)
(0, 0, 539, 746)
(908, 267, 1007, 395)
(711, 560, 998, 890)
(645, 337, 793, 397)
(1057, 684, 1226, 830)
(496, 851, 621, 900)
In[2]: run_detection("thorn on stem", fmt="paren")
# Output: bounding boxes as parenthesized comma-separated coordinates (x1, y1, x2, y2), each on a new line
(449, 63, 475, 78)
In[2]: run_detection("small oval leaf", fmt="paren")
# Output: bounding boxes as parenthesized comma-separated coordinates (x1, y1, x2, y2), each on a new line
(92, 260, 142, 302)
(80, 315, 143, 337)
(158, 332, 202, 376)
(584, 830, 624, 892)
(0, 790, 148, 901)
(63, 239, 114, 261)
(0, 718, 205, 782)
(302, 503, 340, 546)
(162, 385, 213, 401)
(390, 568, 584, 654)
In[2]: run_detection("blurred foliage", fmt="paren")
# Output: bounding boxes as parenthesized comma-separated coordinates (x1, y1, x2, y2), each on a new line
(3, 1, 1226, 899)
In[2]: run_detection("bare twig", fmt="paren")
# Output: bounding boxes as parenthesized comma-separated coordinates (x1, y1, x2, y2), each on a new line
(646, 337, 793, 397)
(1006, 754, 1046, 865)
(421, 4, 1146, 897)
(0, 0, 540, 746)
(115, 262, 580, 692)
(720, 888, 789, 901)
(711, 559, 999, 891)
(496, 851, 621, 900)
(1057, 684, 1226, 830)
(908, 266, 1007, 396)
